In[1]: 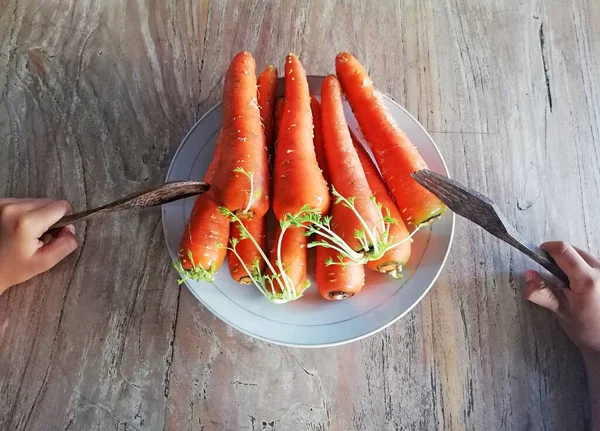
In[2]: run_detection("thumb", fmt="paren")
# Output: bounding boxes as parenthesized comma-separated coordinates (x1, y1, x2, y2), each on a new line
(525, 270, 560, 313)
(36, 226, 78, 273)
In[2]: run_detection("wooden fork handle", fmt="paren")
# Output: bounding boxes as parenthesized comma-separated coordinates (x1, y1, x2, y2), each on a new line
(410, 169, 569, 285)
(50, 181, 209, 230)
(492, 225, 570, 285)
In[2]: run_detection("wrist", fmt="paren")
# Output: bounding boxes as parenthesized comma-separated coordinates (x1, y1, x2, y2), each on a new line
(0, 274, 9, 296)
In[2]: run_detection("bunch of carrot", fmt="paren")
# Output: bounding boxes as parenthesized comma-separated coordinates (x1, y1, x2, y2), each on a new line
(175, 51, 446, 303)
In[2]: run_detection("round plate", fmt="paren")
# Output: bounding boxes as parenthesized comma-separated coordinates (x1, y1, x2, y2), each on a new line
(162, 76, 454, 347)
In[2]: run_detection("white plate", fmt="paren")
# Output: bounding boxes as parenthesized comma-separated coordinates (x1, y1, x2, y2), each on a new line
(162, 76, 454, 347)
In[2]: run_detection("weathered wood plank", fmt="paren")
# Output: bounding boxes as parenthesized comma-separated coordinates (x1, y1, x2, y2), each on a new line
(0, 0, 598, 430)
(0, 0, 183, 429)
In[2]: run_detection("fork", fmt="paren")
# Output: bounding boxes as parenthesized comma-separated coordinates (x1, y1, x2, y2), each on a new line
(411, 169, 569, 285)
(49, 181, 209, 231)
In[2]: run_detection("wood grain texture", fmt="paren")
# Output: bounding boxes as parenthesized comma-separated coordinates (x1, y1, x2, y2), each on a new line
(0, 0, 598, 430)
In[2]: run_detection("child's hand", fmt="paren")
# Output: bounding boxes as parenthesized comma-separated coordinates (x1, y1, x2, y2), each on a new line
(525, 241, 600, 356)
(0, 198, 78, 295)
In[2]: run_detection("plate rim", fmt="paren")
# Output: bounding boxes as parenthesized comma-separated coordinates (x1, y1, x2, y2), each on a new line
(162, 76, 455, 348)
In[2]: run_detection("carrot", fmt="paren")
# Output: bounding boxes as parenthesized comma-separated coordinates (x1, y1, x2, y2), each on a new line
(321, 74, 382, 252)
(310, 96, 329, 182)
(217, 51, 270, 220)
(352, 133, 411, 278)
(310, 96, 364, 299)
(272, 54, 330, 219)
(316, 237, 365, 300)
(227, 66, 276, 284)
(228, 218, 266, 284)
(257, 65, 278, 150)
(220, 207, 309, 302)
(336, 52, 446, 226)
(268, 226, 308, 293)
(177, 133, 230, 281)
(274, 98, 285, 142)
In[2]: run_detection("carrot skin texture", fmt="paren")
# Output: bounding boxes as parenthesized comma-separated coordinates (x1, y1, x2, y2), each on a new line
(268, 226, 308, 292)
(257, 65, 278, 150)
(316, 239, 365, 300)
(335, 52, 446, 226)
(203, 133, 224, 184)
(227, 68, 275, 284)
(228, 218, 266, 284)
(217, 51, 270, 220)
(321, 75, 382, 251)
(310, 96, 364, 297)
(272, 54, 330, 219)
(310, 96, 329, 182)
(179, 134, 230, 272)
(352, 134, 411, 275)
(274, 98, 285, 142)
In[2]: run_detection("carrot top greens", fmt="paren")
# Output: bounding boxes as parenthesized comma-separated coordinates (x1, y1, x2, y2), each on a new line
(233, 167, 262, 216)
(213, 171, 420, 304)
(219, 206, 309, 304)
(174, 251, 219, 284)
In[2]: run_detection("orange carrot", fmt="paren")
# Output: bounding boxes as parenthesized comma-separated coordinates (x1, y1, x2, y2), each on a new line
(217, 51, 270, 220)
(316, 238, 365, 300)
(178, 134, 230, 280)
(310, 96, 329, 182)
(321, 75, 382, 251)
(228, 218, 266, 284)
(268, 226, 308, 293)
(336, 52, 446, 226)
(272, 54, 330, 219)
(352, 133, 411, 277)
(257, 65, 278, 150)
(311, 96, 364, 300)
(227, 66, 276, 284)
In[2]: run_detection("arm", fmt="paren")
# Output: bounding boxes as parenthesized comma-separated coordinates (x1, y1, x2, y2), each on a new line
(525, 241, 600, 430)
(0, 198, 78, 295)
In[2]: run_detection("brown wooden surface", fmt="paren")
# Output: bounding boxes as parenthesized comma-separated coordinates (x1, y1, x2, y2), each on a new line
(1, 1, 599, 430)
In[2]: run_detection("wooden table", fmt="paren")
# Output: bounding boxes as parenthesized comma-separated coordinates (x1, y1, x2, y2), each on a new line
(1, 1, 598, 429)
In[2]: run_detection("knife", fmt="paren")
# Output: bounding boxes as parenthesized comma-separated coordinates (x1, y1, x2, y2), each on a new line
(411, 169, 569, 285)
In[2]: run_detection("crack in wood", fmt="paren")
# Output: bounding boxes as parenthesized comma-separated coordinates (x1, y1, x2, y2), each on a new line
(195, 2, 212, 122)
(229, 380, 257, 387)
(539, 23, 553, 112)
(516, 199, 533, 211)
(162, 289, 181, 400)
(22, 228, 88, 429)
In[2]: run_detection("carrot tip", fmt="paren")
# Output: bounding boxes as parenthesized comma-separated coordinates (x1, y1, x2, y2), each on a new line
(336, 53, 350, 63)
(328, 290, 355, 300)
(323, 74, 338, 85)
(376, 262, 404, 279)
(239, 276, 253, 285)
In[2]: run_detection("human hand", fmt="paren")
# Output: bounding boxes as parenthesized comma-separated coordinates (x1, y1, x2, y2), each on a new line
(0, 198, 78, 295)
(525, 241, 600, 357)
